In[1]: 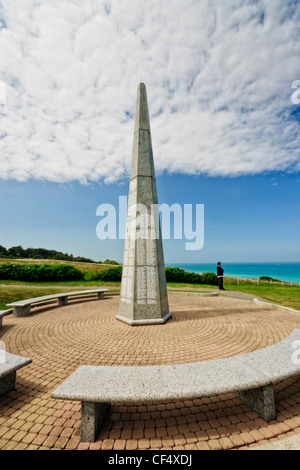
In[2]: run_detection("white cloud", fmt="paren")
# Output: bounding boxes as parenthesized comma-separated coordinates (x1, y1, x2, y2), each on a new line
(0, 0, 299, 184)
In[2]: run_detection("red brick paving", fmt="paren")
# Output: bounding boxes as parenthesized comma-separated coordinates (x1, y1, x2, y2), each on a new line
(0, 292, 300, 450)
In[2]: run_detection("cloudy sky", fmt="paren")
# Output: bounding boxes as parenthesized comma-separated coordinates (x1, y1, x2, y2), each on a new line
(0, 0, 299, 264)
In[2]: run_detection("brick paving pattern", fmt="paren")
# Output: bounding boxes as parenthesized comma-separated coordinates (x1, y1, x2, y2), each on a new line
(1, 292, 300, 450)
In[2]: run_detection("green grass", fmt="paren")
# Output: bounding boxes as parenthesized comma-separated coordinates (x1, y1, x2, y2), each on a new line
(222, 278, 300, 311)
(0, 284, 121, 310)
(166, 282, 218, 290)
(162, 278, 300, 311)
(0, 287, 74, 310)
(1, 280, 299, 311)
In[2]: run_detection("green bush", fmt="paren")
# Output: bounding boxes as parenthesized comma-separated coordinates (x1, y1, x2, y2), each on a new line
(165, 267, 218, 286)
(0, 263, 84, 282)
(92, 266, 122, 282)
(92, 266, 218, 285)
(259, 276, 281, 282)
(0, 263, 218, 286)
(201, 272, 219, 285)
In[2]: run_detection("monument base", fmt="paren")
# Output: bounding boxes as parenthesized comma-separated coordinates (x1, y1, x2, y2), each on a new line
(115, 311, 172, 326)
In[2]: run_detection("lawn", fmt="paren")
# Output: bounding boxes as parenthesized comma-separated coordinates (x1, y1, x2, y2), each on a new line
(223, 278, 300, 311)
(0, 286, 75, 310)
(166, 278, 300, 311)
(1, 278, 300, 311)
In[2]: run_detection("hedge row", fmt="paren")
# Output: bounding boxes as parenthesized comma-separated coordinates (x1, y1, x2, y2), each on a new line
(0, 263, 218, 286)
(165, 267, 218, 285)
(0, 263, 84, 282)
(92, 266, 217, 285)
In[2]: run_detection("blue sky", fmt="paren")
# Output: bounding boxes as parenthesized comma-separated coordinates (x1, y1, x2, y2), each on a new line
(0, 0, 299, 264)
(0, 171, 299, 264)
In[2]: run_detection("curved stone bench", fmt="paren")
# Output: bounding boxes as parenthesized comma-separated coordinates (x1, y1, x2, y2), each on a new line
(6, 288, 109, 317)
(51, 329, 300, 442)
(0, 350, 32, 396)
(0, 310, 13, 329)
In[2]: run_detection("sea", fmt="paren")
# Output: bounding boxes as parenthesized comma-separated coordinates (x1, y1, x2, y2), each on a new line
(167, 263, 300, 284)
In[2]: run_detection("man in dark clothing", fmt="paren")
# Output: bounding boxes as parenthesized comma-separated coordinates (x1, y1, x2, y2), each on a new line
(217, 262, 225, 290)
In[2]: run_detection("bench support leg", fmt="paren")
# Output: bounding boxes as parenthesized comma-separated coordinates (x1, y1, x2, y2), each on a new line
(97, 292, 104, 299)
(0, 371, 16, 396)
(236, 384, 276, 422)
(13, 305, 31, 317)
(57, 297, 68, 306)
(80, 402, 110, 442)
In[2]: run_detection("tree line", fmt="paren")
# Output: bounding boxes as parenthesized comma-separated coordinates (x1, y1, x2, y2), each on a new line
(0, 245, 96, 263)
(0, 245, 119, 265)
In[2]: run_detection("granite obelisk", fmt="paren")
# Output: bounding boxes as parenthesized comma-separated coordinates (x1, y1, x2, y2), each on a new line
(116, 83, 172, 325)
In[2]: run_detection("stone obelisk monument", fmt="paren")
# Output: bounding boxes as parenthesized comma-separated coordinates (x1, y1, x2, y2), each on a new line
(116, 83, 172, 325)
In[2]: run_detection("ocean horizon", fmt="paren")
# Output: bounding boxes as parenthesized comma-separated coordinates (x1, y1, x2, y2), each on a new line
(166, 262, 300, 284)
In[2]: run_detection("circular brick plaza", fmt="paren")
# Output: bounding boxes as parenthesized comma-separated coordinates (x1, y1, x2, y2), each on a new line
(1, 291, 300, 450)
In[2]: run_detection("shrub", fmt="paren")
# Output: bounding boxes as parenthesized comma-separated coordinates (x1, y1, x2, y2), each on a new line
(0, 263, 218, 286)
(165, 267, 218, 286)
(93, 266, 217, 285)
(92, 266, 217, 286)
(165, 267, 186, 283)
(92, 266, 122, 282)
(260, 276, 281, 282)
(201, 272, 219, 285)
(0, 263, 84, 282)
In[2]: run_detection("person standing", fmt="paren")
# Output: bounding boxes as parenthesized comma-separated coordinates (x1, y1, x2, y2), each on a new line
(217, 262, 225, 290)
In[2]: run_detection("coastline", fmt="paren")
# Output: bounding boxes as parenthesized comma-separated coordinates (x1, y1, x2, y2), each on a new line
(167, 262, 300, 284)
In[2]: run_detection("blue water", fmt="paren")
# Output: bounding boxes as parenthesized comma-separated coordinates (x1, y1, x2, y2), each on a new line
(167, 263, 300, 284)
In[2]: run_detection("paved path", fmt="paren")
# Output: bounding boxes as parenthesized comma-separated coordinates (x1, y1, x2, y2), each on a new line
(0, 292, 300, 450)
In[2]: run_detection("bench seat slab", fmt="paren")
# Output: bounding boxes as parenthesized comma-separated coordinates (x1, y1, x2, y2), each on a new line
(81, 402, 110, 442)
(0, 310, 12, 329)
(236, 384, 276, 422)
(51, 330, 300, 442)
(0, 350, 31, 396)
(8, 289, 109, 317)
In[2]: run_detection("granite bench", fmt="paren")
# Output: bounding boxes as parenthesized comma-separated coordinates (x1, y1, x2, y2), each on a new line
(0, 350, 32, 396)
(0, 310, 13, 329)
(6, 288, 109, 317)
(51, 329, 300, 442)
